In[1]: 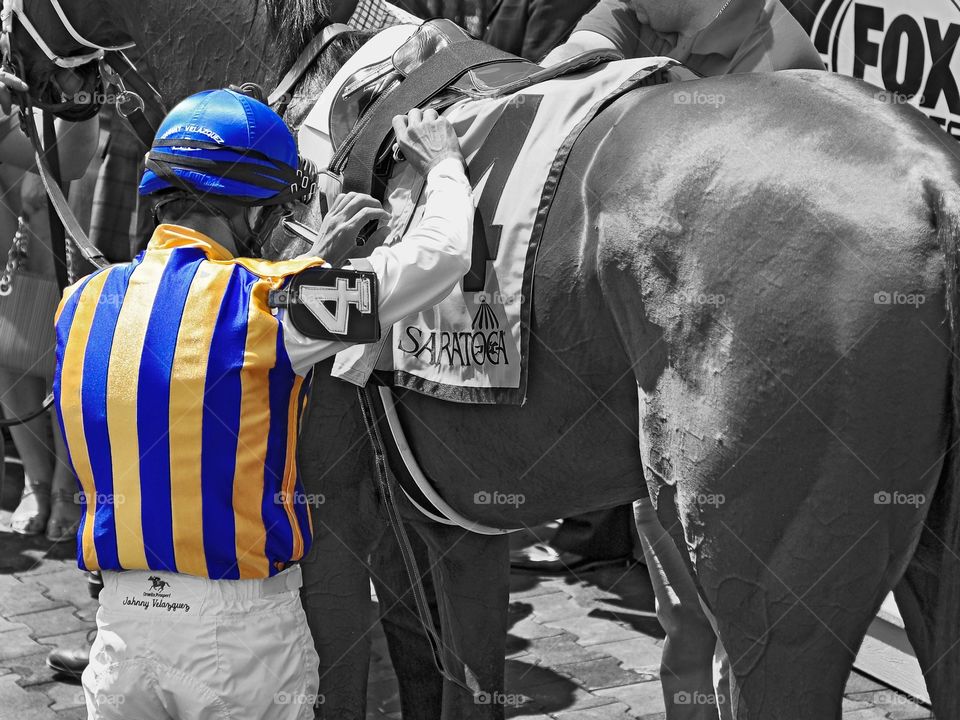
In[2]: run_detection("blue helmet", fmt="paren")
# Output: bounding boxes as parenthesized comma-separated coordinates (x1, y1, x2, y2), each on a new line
(139, 89, 308, 206)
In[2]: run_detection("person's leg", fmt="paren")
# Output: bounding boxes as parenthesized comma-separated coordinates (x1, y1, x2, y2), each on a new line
(46, 420, 80, 540)
(634, 497, 722, 720)
(0, 371, 54, 534)
(369, 521, 444, 720)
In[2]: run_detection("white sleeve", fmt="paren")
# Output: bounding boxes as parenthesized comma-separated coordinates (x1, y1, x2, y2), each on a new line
(282, 157, 474, 375)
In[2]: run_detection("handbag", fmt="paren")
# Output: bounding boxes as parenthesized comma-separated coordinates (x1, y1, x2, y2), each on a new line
(0, 217, 59, 379)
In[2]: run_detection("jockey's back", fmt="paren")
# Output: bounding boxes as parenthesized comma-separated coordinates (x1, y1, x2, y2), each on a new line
(54, 223, 323, 580)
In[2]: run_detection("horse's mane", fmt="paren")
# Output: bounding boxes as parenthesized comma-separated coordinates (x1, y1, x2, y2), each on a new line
(264, 0, 372, 89)
(265, 0, 334, 69)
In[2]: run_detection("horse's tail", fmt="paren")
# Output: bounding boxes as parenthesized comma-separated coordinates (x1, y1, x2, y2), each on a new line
(897, 188, 960, 716)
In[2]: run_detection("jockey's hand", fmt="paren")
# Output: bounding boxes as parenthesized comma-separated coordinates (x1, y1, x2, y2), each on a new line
(0, 67, 28, 115)
(311, 192, 391, 255)
(392, 108, 464, 177)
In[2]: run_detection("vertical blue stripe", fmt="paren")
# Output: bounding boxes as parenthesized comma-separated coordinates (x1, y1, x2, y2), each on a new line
(53, 271, 102, 571)
(292, 373, 313, 556)
(262, 328, 296, 576)
(200, 267, 252, 580)
(137, 247, 205, 571)
(79, 260, 142, 570)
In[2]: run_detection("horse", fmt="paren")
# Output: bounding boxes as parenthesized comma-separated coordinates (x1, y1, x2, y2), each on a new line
(15, 2, 960, 719)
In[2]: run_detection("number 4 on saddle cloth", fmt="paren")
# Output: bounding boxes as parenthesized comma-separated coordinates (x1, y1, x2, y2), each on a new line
(299, 20, 697, 405)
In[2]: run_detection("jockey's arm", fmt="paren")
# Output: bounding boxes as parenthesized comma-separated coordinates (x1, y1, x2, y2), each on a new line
(280, 156, 473, 375)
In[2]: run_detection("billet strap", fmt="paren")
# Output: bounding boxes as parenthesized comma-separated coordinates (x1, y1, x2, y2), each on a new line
(335, 39, 516, 198)
(268, 22, 352, 111)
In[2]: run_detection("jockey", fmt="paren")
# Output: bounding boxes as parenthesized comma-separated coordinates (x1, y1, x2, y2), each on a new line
(543, 0, 824, 72)
(54, 88, 473, 720)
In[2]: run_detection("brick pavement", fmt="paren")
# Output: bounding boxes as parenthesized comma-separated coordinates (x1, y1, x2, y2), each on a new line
(0, 472, 935, 719)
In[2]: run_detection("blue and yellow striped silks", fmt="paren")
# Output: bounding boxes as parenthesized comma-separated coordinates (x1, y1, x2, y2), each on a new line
(54, 224, 324, 579)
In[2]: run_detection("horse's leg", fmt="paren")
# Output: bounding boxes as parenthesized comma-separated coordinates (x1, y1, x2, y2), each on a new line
(414, 522, 510, 720)
(368, 521, 444, 719)
(634, 495, 730, 720)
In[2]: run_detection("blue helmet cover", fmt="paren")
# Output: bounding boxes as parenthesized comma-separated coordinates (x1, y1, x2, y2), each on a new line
(139, 89, 298, 203)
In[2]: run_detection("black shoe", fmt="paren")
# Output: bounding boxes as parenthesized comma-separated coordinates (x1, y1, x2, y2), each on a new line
(46, 627, 95, 679)
(46, 646, 90, 679)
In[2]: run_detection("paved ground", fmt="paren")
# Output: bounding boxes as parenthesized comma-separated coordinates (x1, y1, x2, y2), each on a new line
(0, 465, 935, 719)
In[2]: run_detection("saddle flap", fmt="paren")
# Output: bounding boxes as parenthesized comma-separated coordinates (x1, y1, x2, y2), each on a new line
(392, 19, 473, 77)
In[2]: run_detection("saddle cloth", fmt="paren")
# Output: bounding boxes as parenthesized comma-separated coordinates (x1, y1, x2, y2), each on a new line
(299, 27, 681, 404)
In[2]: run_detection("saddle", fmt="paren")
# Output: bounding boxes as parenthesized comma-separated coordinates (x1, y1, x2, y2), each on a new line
(327, 19, 630, 199)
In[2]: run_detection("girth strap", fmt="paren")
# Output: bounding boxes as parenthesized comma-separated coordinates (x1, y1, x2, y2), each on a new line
(337, 39, 516, 197)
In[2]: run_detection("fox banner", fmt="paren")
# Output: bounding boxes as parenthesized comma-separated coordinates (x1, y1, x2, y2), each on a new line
(785, 0, 960, 140)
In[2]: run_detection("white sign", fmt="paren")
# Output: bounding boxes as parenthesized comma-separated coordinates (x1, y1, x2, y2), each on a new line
(812, 0, 960, 138)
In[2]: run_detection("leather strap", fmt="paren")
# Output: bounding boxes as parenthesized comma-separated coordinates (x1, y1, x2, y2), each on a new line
(42, 111, 68, 290)
(24, 107, 108, 272)
(268, 22, 352, 112)
(103, 51, 167, 148)
(337, 39, 516, 198)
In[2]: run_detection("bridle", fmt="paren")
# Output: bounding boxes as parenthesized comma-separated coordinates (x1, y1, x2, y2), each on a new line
(1, 0, 134, 69)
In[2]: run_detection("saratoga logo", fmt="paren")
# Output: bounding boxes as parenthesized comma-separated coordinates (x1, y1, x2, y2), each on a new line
(811, 0, 960, 138)
(398, 298, 509, 367)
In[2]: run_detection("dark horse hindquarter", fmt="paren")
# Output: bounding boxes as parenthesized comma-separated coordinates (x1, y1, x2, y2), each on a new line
(595, 70, 957, 715)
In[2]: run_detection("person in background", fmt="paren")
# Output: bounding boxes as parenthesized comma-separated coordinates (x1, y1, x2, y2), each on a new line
(0, 67, 99, 539)
(483, 0, 600, 63)
(543, 0, 823, 72)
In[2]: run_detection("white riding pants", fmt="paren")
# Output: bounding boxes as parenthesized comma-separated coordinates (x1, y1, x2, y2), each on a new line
(82, 565, 319, 720)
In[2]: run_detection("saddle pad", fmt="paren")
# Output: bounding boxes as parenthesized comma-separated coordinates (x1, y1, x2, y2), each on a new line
(338, 57, 677, 404)
(297, 27, 676, 403)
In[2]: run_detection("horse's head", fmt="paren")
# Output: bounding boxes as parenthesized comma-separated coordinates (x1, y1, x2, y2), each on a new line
(3, 0, 134, 119)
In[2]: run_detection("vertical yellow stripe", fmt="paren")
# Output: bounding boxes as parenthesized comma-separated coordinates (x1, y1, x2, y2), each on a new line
(106, 254, 168, 570)
(167, 263, 232, 578)
(59, 271, 112, 570)
(283, 376, 305, 560)
(232, 280, 276, 579)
